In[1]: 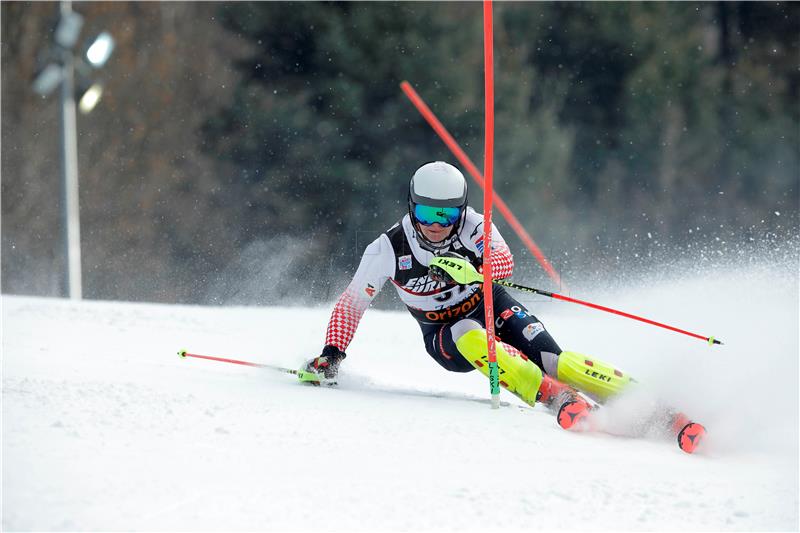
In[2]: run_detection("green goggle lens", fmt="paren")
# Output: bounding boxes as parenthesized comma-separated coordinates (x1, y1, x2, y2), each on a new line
(414, 204, 462, 227)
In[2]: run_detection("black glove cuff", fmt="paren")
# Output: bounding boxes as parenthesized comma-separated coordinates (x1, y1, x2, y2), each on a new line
(321, 345, 346, 362)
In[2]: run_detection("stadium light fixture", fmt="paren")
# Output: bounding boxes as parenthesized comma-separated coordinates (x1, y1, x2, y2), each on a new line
(86, 32, 114, 68)
(78, 83, 103, 114)
(54, 10, 83, 49)
(33, 64, 64, 96)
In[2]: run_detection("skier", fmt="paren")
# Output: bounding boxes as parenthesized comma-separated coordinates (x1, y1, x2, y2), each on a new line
(301, 160, 641, 429)
(300, 161, 705, 451)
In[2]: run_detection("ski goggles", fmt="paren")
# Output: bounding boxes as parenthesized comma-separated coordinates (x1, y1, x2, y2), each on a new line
(413, 204, 463, 227)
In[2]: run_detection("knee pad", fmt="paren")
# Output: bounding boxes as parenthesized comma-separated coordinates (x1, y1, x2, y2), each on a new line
(454, 328, 542, 406)
(556, 351, 633, 403)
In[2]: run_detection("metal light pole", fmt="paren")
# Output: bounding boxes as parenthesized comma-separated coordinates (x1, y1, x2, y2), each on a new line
(59, 0, 82, 299)
(34, 1, 113, 299)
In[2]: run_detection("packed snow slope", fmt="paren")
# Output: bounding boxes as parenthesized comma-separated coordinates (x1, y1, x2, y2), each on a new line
(3, 261, 798, 531)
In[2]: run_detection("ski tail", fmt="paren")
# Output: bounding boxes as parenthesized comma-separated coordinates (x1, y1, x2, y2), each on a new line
(671, 412, 707, 454)
(665, 410, 707, 454)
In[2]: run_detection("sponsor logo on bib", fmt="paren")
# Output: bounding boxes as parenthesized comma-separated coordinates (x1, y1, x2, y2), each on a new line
(399, 255, 412, 270)
(522, 322, 544, 341)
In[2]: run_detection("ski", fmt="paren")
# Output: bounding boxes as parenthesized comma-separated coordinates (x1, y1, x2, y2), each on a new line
(670, 412, 707, 454)
(179, 349, 530, 406)
(555, 399, 707, 454)
(180, 349, 706, 453)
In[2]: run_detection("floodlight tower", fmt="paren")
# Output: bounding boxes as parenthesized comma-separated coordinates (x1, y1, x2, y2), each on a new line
(31, 0, 114, 299)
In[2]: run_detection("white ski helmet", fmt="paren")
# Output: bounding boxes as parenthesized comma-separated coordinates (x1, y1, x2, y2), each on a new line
(408, 161, 468, 249)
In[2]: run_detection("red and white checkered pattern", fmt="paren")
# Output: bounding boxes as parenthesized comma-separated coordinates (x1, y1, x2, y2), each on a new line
(324, 289, 371, 351)
(499, 340, 529, 361)
(490, 244, 514, 279)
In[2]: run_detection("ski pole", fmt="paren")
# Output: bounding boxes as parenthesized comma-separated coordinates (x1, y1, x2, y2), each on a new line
(492, 280, 723, 346)
(179, 350, 332, 383)
(178, 349, 286, 369)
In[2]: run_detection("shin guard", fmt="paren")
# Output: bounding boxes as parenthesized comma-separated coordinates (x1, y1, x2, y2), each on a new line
(556, 351, 633, 403)
(455, 329, 543, 406)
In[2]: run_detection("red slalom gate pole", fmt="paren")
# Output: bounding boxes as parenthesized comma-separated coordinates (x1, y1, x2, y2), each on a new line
(400, 80, 566, 290)
(492, 280, 723, 345)
(482, 0, 500, 409)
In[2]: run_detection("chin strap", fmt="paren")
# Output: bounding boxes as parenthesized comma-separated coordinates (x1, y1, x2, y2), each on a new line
(413, 229, 458, 253)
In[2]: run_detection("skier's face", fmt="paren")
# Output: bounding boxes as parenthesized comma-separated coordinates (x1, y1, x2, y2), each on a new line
(417, 222, 454, 243)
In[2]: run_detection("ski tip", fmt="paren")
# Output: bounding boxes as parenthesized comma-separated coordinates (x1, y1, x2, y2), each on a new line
(677, 422, 706, 454)
(557, 400, 592, 431)
(178, 349, 187, 358)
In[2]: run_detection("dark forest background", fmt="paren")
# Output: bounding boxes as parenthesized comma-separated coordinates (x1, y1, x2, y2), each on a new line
(2, 2, 798, 305)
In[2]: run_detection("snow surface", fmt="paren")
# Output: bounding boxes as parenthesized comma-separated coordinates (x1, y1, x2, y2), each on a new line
(2, 262, 798, 531)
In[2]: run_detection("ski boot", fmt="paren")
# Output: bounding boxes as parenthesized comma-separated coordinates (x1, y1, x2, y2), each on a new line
(537, 374, 593, 430)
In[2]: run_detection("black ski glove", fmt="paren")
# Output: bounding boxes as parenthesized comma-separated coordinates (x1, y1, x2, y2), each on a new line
(304, 345, 346, 380)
